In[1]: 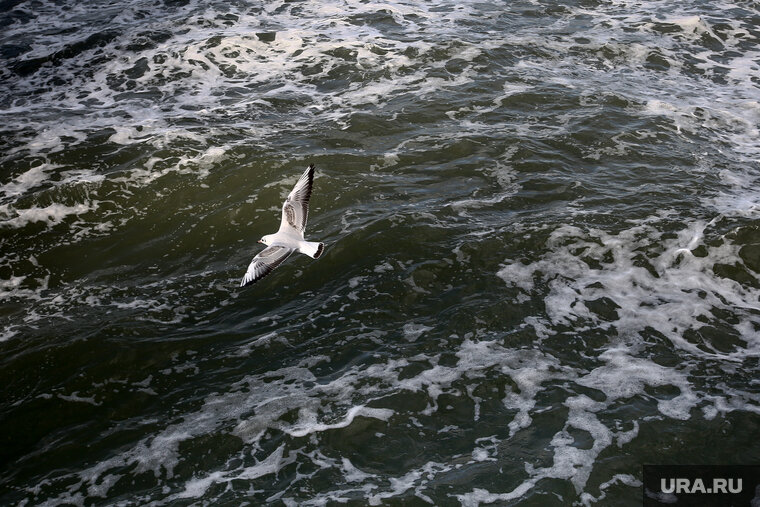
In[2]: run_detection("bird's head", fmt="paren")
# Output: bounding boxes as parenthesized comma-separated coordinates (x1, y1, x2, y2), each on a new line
(258, 235, 272, 246)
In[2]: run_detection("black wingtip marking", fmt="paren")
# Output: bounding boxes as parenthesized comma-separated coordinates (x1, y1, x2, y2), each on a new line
(314, 242, 324, 259)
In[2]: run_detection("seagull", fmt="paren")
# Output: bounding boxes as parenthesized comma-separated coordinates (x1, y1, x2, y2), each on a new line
(240, 164, 325, 287)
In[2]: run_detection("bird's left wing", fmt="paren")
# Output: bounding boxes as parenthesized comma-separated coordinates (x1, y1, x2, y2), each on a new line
(279, 164, 315, 234)
(240, 245, 294, 287)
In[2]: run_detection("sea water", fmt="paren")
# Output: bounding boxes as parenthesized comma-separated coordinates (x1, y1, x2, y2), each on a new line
(1, 0, 759, 504)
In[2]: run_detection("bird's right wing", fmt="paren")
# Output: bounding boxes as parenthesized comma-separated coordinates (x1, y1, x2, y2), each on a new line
(279, 164, 315, 234)
(240, 245, 294, 287)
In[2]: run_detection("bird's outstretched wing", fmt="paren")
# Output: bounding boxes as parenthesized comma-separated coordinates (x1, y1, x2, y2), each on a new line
(279, 164, 315, 234)
(240, 245, 294, 287)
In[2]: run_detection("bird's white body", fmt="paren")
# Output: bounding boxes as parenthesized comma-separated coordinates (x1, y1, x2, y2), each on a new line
(260, 230, 322, 259)
(240, 164, 324, 287)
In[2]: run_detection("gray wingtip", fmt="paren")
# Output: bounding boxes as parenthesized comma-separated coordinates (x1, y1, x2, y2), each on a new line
(240, 272, 257, 288)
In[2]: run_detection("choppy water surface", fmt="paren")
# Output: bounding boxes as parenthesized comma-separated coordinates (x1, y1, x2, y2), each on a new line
(2, 0, 760, 504)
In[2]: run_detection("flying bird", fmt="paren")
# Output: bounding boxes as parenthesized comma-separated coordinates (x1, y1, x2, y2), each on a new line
(240, 164, 325, 287)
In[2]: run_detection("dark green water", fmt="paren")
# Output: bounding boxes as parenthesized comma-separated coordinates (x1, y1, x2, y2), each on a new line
(2, 0, 760, 505)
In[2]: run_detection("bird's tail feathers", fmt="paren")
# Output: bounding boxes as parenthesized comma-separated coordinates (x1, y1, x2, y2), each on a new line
(300, 241, 324, 259)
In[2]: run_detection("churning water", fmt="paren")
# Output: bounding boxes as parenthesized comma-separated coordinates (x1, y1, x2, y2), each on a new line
(1, 0, 759, 504)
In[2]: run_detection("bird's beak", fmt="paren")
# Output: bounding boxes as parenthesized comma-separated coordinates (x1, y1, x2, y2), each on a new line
(257, 239, 264, 244)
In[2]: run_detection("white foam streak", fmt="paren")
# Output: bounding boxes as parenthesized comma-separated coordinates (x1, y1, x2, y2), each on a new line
(287, 406, 394, 438)
(578, 348, 697, 420)
(579, 474, 641, 506)
(175, 445, 288, 499)
(0, 202, 96, 229)
(498, 218, 760, 359)
(0, 164, 55, 198)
